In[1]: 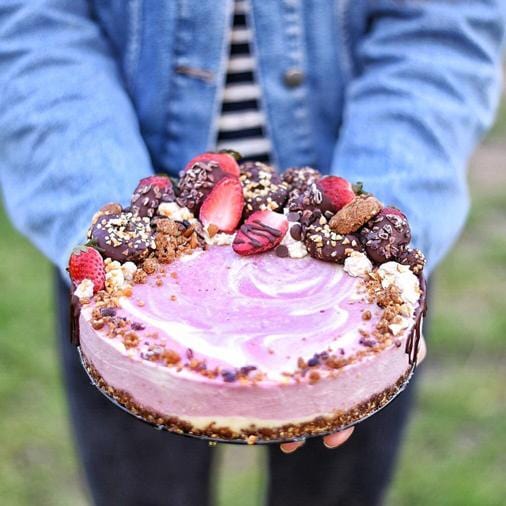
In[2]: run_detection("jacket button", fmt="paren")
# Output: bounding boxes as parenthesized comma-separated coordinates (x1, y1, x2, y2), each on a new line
(283, 68, 304, 87)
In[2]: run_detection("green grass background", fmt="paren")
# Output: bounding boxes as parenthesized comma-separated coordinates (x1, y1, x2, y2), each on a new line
(1, 99, 505, 505)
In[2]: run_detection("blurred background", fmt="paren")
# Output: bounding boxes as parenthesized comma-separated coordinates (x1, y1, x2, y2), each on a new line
(1, 83, 505, 506)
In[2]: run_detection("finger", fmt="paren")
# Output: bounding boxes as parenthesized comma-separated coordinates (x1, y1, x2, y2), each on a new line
(323, 427, 354, 449)
(280, 440, 305, 454)
(417, 336, 427, 365)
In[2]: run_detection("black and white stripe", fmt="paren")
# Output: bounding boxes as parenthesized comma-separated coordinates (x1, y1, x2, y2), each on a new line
(216, 0, 271, 163)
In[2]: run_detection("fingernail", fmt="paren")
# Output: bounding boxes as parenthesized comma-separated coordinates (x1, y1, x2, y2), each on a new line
(280, 441, 304, 454)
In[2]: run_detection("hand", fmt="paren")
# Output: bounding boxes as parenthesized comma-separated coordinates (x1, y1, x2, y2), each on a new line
(280, 336, 427, 454)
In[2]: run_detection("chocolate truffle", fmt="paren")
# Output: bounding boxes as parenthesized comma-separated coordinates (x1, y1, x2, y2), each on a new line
(131, 177, 175, 218)
(304, 223, 363, 264)
(359, 208, 411, 264)
(282, 166, 321, 195)
(398, 248, 426, 274)
(90, 212, 155, 263)
(177, 161, 226, 212)
(239, 161, 289, 217)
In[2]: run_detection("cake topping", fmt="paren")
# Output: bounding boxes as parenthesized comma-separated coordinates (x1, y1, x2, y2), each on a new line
(74, 279, 95, 301)
(311, 176, 356, 215)
(233, 210, 288, 256)
(131, 175, 175, 218)
(177, 160, 226, 211)
(199, 176, 245, 234)
(89, 212, 154, 263)
(359, 207, 411, 263)
(91, 202, 123, 226)
(343, 251, 373, 278)
(282, 166, 321, 195)
(154, 218, 202, 263)
(397, 247, 426, 274)
(377, 261, 421, 307)
(240, 161, 289, 216)
(68, 246, 105, 293)
(329, 195, 383, 234)
(70, 150, 427, 380)
(275, 210, 308, 258)
(184, 150, 240, 177)
(304, 223, 363, 263)
(157, 201, 195, 222)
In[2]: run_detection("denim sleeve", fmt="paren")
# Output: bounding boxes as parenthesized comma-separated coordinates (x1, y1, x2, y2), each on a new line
(332, 0, 505, 273)
(0, 1, 153, 275)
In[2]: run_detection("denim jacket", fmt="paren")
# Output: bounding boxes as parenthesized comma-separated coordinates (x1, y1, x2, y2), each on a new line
(0, 0, 504, 274)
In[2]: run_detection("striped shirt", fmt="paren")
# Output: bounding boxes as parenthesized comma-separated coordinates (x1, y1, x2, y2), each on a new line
(216, 0, 271, 163)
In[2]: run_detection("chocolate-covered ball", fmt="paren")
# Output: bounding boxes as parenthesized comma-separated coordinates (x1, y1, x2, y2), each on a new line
(282, 166, 321, 195)
(359, 208, 411, 264)
(304, 223, 363, 264)
(287, 183, 335, 222)
(398, 248, 426, 274)
(177, 161, 226, 212)
(239, 161, 289, 217)
(90, 212, 155, 263)
(131, 177, 175, 218)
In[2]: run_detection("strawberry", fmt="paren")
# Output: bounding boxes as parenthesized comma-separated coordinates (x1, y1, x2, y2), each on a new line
(233, 210, 288, 256)
(131, 175, 175, 218)
(184, 151, 240, 177)
(316, 176, 355, 213)
(138, 175, 172, 190)
(199, 176, 244, 233)
(68, 246, 105, 293)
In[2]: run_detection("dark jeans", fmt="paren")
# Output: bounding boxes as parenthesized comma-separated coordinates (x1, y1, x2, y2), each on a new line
(56, 274, 419, 506)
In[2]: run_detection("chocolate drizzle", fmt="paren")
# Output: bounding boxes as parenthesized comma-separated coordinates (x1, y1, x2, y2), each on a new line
(70, 291, 82, 346)
(405, 275, 427, 366)
(235, 220, 282, 248)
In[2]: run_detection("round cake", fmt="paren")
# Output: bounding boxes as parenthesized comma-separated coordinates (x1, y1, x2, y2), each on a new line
(69, 153, 427, 443)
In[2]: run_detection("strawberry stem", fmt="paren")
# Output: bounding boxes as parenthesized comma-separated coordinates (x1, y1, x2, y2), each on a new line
(352, 181, 364, 195)
(218, 148, 242, 161)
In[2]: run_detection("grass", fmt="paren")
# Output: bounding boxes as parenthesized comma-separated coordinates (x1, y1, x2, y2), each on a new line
(1, 103, 505, 505)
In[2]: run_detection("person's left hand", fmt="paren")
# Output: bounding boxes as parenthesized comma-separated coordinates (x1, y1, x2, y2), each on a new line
(280, 336, 427, 454)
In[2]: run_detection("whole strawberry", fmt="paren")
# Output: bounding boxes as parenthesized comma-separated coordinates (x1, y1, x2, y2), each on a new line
(68, 246, 105, 293)
(183, 150, 241, 177)
(314, 176, 355, 214)
(131, 175, 175, 218)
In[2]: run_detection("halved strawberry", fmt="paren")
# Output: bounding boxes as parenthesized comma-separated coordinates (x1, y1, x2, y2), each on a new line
(184, 151, 240, 177)
(68, 246, 105, 293)
(233, 210, 288, 256)
(317, 176, 355, 213)
(199, 176, 244, 233)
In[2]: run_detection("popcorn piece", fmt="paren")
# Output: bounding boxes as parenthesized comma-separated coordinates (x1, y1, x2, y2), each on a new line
(74, 279, 94, 301)
(104, 259, 122, 272)
(377, 261, 421, 306)
(105, 267, 126, 293)
(158, 202, 195, 222)
(121, 262, 137, 282)
(343, 251, 373, 278)
(204, 231, 236, 246)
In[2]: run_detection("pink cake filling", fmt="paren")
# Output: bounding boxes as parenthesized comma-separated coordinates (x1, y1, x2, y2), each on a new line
(79, 246, 421, 431)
